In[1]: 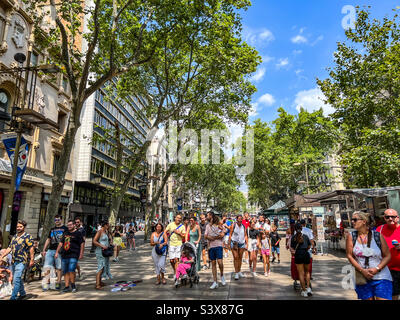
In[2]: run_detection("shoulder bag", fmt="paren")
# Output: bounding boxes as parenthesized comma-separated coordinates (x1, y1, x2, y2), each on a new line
(155, 232, 167, 256)
(353, 231, 372, 286)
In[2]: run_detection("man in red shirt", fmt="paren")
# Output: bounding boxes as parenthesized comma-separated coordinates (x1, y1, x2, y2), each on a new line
(377, 208, 400, 300)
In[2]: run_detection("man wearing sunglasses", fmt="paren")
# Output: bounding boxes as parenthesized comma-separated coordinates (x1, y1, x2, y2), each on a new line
(377, 209, 400, 300)
(41, 215, 67, 291)
(74, 217, 86, 280)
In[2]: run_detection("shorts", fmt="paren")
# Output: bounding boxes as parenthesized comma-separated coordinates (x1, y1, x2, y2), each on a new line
(209, 247, 223, 261)
(61, 257, 78, 274)
(44, 249, 62, 270)
(271, 246, 280, 254)
(201, 240, 208, 250)
(248, 239, 258, 252)
(355, 279, 393, 300)
(261, 249, 270, 256)
(390, 269, 400, 296)
(168, 245, 181, 260)
(113, 237, 123, 247)
(294, 252, 311, 265)
(231, 241, 246, 250)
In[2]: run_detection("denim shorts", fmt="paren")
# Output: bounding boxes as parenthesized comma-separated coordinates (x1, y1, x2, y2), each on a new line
(271, 246, 280, 254)
(355, 279, 393, 300)
(44, 249, 62, 270)
(61, 258, 78, 274)
(209, 247, 223, 261)
(230, 241, 246, 250)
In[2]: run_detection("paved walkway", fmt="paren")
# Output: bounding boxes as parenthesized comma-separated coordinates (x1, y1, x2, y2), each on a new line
(24, 232, 357, 300)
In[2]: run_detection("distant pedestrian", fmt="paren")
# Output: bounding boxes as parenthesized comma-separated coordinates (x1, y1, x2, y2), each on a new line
(377, 209, 400, 300)
(182, 216, 190, 244)
(55, 220, 84, 293)
(346, 211, 392, 300)
(222, 215, 233, 259)
(151, 223, 168, 285)
(291, 223, 312, 297)
(270, 225, 281, 264)
(112, 225, 123, 262)
(186, 216, 202, 272)
(260, 231, 271, 276)
(199, 214, 209, 270)
(205, 212, 226, 289)
(74, 217, 86, 280)
(0, 220, 34, 300)
(247, 221, 260, 277)
(127, 225, 136, 251)
(228, 215, 248, 280)
(242, 213, 251, 264)
(93, 221, 113, 290)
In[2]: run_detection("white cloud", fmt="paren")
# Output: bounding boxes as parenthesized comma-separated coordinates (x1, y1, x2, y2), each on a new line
(294, 88, 335, 116)
(276, 58, 289, 69)
(243, 26, 275, 47)
(250, 67, 266, 83)
(293, 50, 302, 55)
(258, 93, 276, 106)
(311, 35, 324, 46)
(259, 29, 275, 42)
(249, 102, 259, 117)
(291, 35, 308, 44)
(261, 55, 274, 63)
(295, 69, 304, 75)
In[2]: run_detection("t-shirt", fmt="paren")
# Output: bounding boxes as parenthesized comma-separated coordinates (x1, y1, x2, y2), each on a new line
(256, 222, 271, 233)
(270, 231, 281, 247)
(248, 228, 259, 240)
(165, 222, 185, 247)
(77, 226, 86, 239)
(224, 220, 233, 235)
(60, 230, 84, 259)
(242, 219, 250, 229)
(199, 221, 208, 242)
(377, 224, 400, 271)
(301, 227, 314, 241)
(48, 226, 68, 250)
(9, 232, 33, 264)
(291, 234, 311, 255)
(205, 224, 224, 249)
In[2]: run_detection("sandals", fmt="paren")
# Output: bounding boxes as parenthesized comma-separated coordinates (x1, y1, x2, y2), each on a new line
(162, 279, 167, 285)
(95, 286, 103, 290)
(155, 281, 161, 285)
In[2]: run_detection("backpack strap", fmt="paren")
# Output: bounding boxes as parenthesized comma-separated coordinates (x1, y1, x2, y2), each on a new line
(373, 230, 381, 251)
(351, 231, 358, 248)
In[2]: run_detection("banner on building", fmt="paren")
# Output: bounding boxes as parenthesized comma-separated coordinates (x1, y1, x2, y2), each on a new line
(1, 133, 29, 191)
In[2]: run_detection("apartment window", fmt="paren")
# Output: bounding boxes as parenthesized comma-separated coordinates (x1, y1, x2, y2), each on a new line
(31, 52, 39, 67)
(62, 78, 68, 93)
(57, 111, 67, 134)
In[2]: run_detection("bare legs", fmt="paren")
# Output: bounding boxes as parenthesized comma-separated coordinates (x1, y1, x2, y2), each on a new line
(296, 264, 311, 291)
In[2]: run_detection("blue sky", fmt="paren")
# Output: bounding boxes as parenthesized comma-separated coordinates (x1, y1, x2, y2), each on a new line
(241, 0, 400, 124)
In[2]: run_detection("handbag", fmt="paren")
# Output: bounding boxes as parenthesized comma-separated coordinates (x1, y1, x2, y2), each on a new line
(155, 232, 167, 256)
(354, 231, 372, 286)
(102, 245, 114, 257)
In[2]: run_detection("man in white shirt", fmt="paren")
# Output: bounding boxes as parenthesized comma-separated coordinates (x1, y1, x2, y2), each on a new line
(300, 219, 316, 255)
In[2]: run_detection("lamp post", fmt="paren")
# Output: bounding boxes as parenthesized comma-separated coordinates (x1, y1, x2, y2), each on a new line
(1, 52, 59, 246)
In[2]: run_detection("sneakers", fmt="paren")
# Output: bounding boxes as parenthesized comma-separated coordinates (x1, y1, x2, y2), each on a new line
(182, 274, 188, 280)
(238, 272, 245, 278)
(264, 272, 268, 277)
(202, 265, 207, 271)
(277, 260, 280, 264)
(175, 279, 179, 287)
(301, 290, 308, 297)
(224, 253, 228, 258)
(220, 276, 226, 286)
(268, 271, 271, 277)
(307, 287, 313, 296)
(252, 272, 257, 277)
(78, 272, 84, 280)
(71, 287, 77, 293)
(210, 282, 218, 290)
(113, 258, 117, 262)
(271, 257, 275, 263)
(234, 273, 239, 280)
(62, 286, 70, 293)
(55, 283, 61, 290)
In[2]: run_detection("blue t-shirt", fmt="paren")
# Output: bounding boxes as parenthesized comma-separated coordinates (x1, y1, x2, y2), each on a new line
(224, 220, 233, 236)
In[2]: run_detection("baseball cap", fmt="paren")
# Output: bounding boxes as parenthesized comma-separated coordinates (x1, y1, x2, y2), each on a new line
(300, 219, 306, 225)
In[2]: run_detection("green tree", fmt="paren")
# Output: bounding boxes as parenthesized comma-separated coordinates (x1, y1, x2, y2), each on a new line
(246, 108, 336, 208)
(318, 6, 400, 188)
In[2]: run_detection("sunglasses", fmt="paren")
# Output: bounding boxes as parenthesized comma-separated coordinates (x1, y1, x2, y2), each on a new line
(351, 218, 361, 222)
(54, 219, 61, 221)
(384, 216, 398, 220)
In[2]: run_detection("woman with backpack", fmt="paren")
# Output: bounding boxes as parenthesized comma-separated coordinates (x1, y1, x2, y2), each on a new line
(346, 211, 392, 300)
(151, 223, 168, 285)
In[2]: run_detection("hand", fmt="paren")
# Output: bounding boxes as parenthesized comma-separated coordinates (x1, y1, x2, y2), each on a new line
(361, 269, 373, 280)
(102, 245, 108, 250)
(42, 251, 46, 257)
(29, 260, 34, 268)
(312, 247, 317, 255)
(54, 253, 58, 259)
(79, 254, 84, 260)
(366, 268, 378, 277)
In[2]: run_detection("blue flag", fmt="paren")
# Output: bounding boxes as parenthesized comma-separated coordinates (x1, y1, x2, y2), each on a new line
(2, 133, 29, 191)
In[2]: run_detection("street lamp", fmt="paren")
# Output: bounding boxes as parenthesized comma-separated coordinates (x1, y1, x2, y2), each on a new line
(1, 52, 60, 246)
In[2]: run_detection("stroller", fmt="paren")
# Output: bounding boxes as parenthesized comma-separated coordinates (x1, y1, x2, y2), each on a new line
(175, 242, 200, 288)
(24, 252, 43, 283)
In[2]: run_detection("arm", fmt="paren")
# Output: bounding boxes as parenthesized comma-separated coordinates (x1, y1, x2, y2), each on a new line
(0, 247, 11, 259)
(185, 229, 190, 243)
(228, 224, 233, 244)
(93, 231, 107, 249)
(42, 238, 51, 256)
(54, 242, 63, 259)
(150, 233, 157, 246)
(29, 246, 35, 267)
(196, 225, 201, 245)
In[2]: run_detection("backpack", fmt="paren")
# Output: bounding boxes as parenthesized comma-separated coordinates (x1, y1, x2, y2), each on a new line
(351, 230, 381, 250)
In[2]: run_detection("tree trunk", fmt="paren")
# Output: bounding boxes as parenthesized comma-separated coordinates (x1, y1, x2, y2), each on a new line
(39, 120, 78, 249)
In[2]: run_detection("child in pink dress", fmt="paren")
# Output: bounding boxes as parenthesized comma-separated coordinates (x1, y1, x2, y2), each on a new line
(175, 248, 194, 286)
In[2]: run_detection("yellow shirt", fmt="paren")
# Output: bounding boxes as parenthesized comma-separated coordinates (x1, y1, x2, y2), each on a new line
(166, 222, 185, 247)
